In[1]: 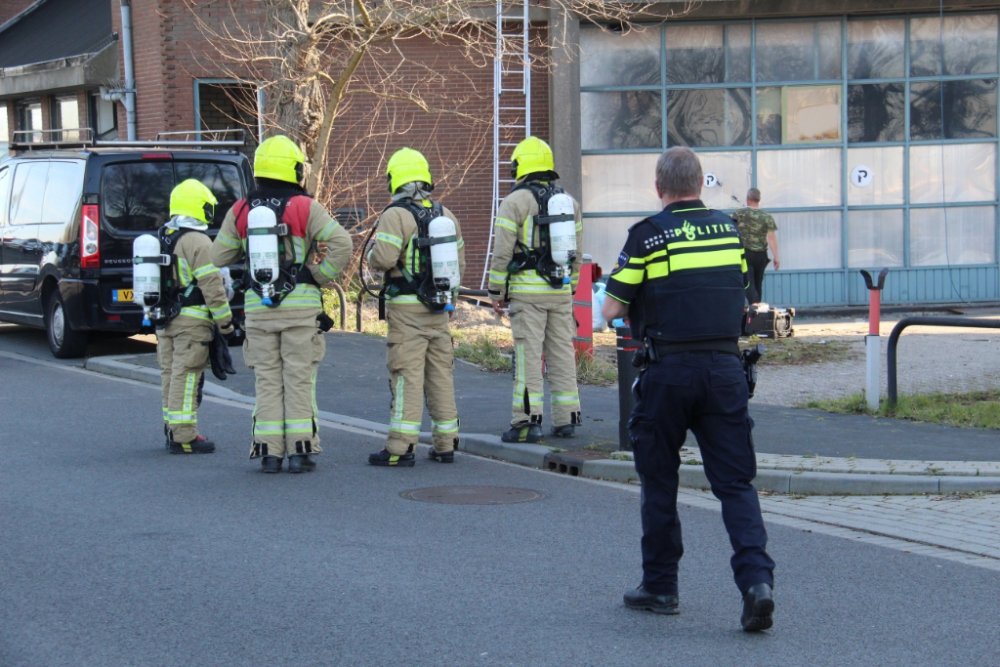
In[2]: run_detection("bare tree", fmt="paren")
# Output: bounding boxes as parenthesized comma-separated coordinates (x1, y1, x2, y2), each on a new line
(185, 1, 694, 289)
(185, 1, 688, 189)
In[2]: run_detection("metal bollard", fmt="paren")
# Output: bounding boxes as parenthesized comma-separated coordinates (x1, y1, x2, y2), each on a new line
(616, 325, 640, 451)
(859, 268, 888, 411)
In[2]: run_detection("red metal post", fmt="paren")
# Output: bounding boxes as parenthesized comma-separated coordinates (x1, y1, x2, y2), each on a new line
(573, 260, 596, 360)
(868, 289, 880, 335)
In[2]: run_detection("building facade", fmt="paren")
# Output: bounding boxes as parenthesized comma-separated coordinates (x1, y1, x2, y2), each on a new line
(579, 2, 1000, 307)
(3, 0, 1000, 308)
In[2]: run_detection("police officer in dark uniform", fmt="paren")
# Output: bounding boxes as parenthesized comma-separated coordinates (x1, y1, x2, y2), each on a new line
(601, 147, 776, 632)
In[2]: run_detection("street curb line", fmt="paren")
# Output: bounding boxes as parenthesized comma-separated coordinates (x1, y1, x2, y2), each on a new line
(83, 356, 1000, 495)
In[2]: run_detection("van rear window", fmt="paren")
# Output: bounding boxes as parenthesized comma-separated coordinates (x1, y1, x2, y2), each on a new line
(102, 161, 243, 232)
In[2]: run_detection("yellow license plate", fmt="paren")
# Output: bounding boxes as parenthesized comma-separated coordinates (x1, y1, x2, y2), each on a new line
(114, 289, 134, 303)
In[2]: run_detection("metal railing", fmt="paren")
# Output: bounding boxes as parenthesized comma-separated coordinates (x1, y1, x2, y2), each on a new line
(326, 283, 347, 331)
(887, 316, 1000, 405)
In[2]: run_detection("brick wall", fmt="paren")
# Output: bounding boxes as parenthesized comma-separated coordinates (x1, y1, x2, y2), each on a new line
(0, 0, 36, 28)
(121, 2, 551, 284)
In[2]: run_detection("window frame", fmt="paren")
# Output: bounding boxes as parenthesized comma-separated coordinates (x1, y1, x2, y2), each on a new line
(580, 11, 1000, 277)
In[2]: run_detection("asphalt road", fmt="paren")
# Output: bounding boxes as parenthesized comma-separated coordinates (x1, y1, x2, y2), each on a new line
(1, 352, 999, 666)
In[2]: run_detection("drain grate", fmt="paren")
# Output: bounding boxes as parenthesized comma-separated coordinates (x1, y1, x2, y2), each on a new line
(543, 450, 608, 477)
(400, 486, 545, 505)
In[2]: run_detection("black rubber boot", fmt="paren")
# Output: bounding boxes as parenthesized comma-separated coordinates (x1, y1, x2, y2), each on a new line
(501, 424, 543, 443)
(168, 436, 215, 454)
(624, 585, 680, 615)
(551, 424, 576, 438)
(164, 424, 170, 450)
(428, 449, 455, 463)
(261, 456, 283, 473)
(288, 454, 316, 473)
(368, 447, 415, 467)
(741, 583, 774, 632)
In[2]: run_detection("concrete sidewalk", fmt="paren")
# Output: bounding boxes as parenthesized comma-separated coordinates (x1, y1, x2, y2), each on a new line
(81, 332, 1000, 495)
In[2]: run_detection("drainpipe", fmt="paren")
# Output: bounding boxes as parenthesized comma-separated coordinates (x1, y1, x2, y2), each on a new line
(120, 0, 137, 140)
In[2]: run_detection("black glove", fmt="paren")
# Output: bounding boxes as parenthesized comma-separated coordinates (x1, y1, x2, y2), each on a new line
(317, 312, 334, 332)
(220, 325, 240, 342)
(209, 326, 237, 381)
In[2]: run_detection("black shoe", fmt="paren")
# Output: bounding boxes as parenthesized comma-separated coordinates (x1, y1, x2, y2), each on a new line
(623, 585, 680, 615)
(287, 454, 316, 473)
(164, 424, 170, 450)
(261, 456, 283, 473)
(741, 583, 774, 632)
(368, 448, 415, 467)
(168, 436, 215, 454)
(501, 424, 543, 443)
(428, 449, 455, 463)
(551, 424, 575, 438)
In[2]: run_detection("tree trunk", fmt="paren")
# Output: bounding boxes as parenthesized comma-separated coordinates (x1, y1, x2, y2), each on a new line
(262, 1, 325, 176)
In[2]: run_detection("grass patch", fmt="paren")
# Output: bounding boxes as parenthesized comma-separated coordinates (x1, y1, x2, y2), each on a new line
(577, 352, 618, 386)
(453, 331, 513, 372)
(804, 390, 1000, 430)
(753, 336, 859, 366)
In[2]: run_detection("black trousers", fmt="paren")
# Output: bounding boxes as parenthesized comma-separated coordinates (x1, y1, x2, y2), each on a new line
(629, 351, 775, 596)
(744, 249, 770, 304)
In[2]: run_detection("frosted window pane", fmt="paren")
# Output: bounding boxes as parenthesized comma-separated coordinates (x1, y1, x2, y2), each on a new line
(771, 211, 842, 270)
(910, 14, 998, 77)
(697, 151, 752, 210)
(756, 87, 782, 145)
(666, 25, 724, 84)
(756, 148, 842, 207)
(847, 146, 904, 205)
(581, 27, 660, 87)
(581, 153, 661, 214)
(910, 206, 996, 266)
(848, 209, 904, 267)
(848, 83, 905, 142)
(666, 24, 750, 84)
(584, 216, 638, 274)
(782, 85, 841, 144)
(910, 80, 997, 140)
(756, 21, 842, 82)
(909, 144, 996, 204)
(581, 91, 662, 150)
(667, 88, 751, 147)
(847, 19, 905, 79)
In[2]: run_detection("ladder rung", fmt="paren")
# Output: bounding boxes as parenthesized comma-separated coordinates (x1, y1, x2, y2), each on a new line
(498, 107, 526, 111)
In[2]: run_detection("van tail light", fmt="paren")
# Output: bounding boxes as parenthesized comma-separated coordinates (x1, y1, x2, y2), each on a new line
(81, 204, 100, 269)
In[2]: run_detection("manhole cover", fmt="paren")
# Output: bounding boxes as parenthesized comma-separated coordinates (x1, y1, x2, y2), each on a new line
(400, 486, 545, 505)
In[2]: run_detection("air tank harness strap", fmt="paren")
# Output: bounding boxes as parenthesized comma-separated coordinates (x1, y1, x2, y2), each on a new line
(246, 223, 289, 237)
(535, 213, 575, 225)
(417, 234, 458, 248)
(133, 255, 171, 266)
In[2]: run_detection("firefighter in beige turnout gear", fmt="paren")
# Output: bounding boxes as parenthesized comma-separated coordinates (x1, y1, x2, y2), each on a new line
(366, 148, 465, 467)
(157, 179, 234, 454)
(210, 135, 352, 474)
(488, 137, 584, 443)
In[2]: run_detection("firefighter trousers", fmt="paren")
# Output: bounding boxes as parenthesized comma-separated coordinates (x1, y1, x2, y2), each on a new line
(385, 305, 460, 456)
(157, 320, 212, 444)
(508, 298, 581, 428)
(243, 317, 325, 459)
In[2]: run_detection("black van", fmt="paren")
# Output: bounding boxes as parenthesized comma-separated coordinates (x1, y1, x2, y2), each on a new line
(0, 134, 252, 358)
